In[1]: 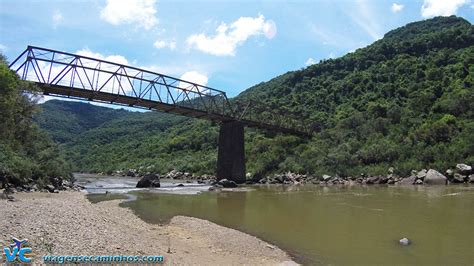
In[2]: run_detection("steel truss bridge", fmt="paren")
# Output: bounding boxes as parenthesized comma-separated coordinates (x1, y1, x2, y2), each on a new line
(9, 46, 314, 183)
(9, 46, 312, 137)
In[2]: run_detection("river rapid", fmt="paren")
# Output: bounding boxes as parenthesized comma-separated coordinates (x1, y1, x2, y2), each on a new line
(81, 175, 474, 265)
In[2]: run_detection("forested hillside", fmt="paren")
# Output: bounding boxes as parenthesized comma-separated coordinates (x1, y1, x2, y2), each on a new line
(0, 57, 70, 189)
(36, 16, 474, 178)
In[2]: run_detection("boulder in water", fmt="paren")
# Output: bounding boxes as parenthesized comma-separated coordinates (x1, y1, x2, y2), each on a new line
(416, 169, 427, 179)
(136, 174, 160, 188)
(399, 237, 411, 246)
(400, 176, 416, 185)
(127, 169, 137, 177)
(455, 164, 472, 175)
(424, 169, 447, 185)
(217, 179, 238, 188)
(453, 173, 466, 183)
(468, 174, 474, 183)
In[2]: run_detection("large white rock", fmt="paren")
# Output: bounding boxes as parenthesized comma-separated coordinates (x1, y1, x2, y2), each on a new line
(455, 164, 472, 175)
(424, 169, 447, 185)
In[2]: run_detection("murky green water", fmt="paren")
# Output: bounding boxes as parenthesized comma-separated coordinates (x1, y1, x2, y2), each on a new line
(91, 185, 474, 265)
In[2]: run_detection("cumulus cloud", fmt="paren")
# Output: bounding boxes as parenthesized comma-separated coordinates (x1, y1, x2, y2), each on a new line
(52, 9, 63, 28)
(100, 0, 158, 30)
(186, 15, 277, 56)
(421, 0, 468, 17)
(76, 48, 129, 65)
(391, 3, 404, 13)
(153, 40, 176, 50)
(305, 58, 317, 66)
(179, 71, 208, 89)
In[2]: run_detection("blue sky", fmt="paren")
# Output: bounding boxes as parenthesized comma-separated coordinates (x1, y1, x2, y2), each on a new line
(1, 0, 473, 98)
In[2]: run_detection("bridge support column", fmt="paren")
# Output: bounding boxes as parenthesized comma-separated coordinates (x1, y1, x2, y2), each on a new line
(217, 121, 245, 183)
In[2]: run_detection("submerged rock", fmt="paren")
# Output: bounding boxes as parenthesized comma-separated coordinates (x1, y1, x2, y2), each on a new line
(424, 169, 447, 185)
(136, 174, 160, 188)
(399, 237, 411, 246)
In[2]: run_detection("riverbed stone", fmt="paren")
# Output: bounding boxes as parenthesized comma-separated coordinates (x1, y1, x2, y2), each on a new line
(136, 174, 160, 188)
(445, 169, 454, 177)
(469, 174, 474, 183)
(366, 176, 380, 184)
(455, 164, 472, 175)
(452, 173, 466, 183)
(378, 176, 389, 184)
(424, 169, 447, 185)
(399, 237, 411, 246)
(127, 169, 137, 177)
(416, 169, 427, 179)
(414, 179, 423, 185)
(217, 179, 238, 188)
(45, 184, 56, 193)
(322, 175, 332, 181)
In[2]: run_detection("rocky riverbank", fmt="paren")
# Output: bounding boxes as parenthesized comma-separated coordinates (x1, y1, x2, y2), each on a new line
(0, 191, 296, 265)
(129, 164, 473, 190)
(257, 164, 473, 186)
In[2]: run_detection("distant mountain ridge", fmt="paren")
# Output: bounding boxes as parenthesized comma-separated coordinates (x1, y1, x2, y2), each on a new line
(36, 16, 474, 177)
(36, 100, 131, 142)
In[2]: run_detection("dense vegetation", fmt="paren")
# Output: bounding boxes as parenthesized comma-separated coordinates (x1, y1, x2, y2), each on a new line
(0, 56, 70, 188)
(36, 16, 473, 178)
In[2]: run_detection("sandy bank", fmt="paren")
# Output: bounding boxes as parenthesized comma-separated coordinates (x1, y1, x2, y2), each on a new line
(0, 192, 296, 265)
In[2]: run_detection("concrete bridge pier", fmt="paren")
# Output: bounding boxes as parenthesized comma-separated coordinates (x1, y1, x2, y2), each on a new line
(216, 121, 245, 183)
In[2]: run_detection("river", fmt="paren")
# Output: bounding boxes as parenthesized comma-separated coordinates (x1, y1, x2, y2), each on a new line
(82, 175, 474, 265)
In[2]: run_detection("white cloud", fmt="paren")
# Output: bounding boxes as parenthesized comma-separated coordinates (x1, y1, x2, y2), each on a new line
(421, 0, 468, 17)
(305, 57, 317, 66)
(391, 3, 404, 13)
(76, 48, 129, 65)
(153, 40, 176, 50)
(52, 9, 63, 28)
(348, 0, 383, 40)
(186, 15, 277, 56)
(100, 0, 158, 30)
(179, 71, 208, 88)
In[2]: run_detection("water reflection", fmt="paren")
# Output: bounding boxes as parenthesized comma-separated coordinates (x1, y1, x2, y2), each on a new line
(217, 192, 247, 226)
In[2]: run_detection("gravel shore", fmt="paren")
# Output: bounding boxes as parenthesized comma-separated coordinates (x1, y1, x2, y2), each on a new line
(0, 191, 296, 265)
